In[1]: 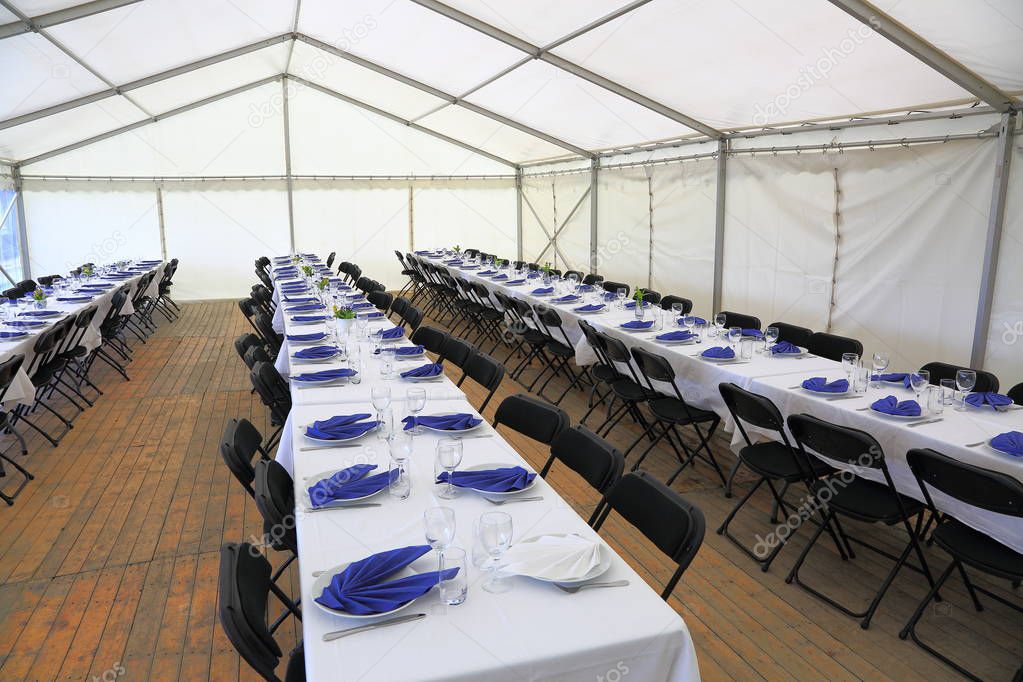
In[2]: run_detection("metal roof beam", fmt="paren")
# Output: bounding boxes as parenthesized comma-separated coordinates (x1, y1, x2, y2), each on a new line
(0, 0, 142, 40)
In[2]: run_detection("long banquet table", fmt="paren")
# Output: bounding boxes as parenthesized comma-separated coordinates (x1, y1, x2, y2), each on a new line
(0, 262, 165, 407)
(420, 253, 1023, 555)
(270, 259, 702, 682)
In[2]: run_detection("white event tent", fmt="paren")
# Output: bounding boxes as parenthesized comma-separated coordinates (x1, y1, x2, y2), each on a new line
(0, 0, 1020, 382)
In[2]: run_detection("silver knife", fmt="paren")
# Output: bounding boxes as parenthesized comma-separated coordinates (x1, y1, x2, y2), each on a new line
(827, 395, 862, 401)
(907, 418, 943, 428)
(322, 613, 427, 641)
(303, 502, 382, 513)
(299, 444, 364, 451)
(453, 434, 494, 441)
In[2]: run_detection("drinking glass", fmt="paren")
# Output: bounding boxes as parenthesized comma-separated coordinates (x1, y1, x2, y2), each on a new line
(371, 386, 391, 411)
(939, 378, 956, 406)
(871, 352, 890, 388)
(852, 366, 871, 395)
(955, 370, 976, 411)
(376, 406, 393, 441)
(479, 512, 513, 594)
(713, 313, 727, 338)
(387, 454, 411, 501)
(739, 338, 754, 361)
(671, 303, 683, 322)
(349, 356, 362, 384)
(356, 314, 369, 339)
(616, 288, 627, 310)
(727, 326, 742, 347)
(435, 438, 464, 499)
(911, 369, 931, 404)
(424, 506, 456, 568)
(439, 547, 468, 606)
(842, 353, 860, 380)
(764, 326, 780, 348)
(682, 315, 696, 335)
(406, 388, 427, 434)
(324, 316, 337, 346)
(926, 385, 944, 416)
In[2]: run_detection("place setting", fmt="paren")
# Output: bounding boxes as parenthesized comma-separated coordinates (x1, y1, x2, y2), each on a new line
(299, 412, 382, 452)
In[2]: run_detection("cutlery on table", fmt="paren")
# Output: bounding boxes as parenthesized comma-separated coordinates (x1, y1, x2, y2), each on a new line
(453, 434, 495, 441)
(302, 502, 382, 513)
(322, 613, 427, 641)
(907, 418, 943, 428)
(965, 440, 987, 448)
(484, 495, 544, 506)
(299, 444, 364, 451)
(826, 395, 861, 402)
(554, 580, 630, 594)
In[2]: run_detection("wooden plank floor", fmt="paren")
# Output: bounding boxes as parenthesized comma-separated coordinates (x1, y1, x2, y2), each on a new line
(0, 299, 1018, 682)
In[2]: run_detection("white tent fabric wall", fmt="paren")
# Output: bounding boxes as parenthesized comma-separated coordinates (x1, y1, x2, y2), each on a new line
(409, 180, 517, 256)
(519, 172, 591, 272)
(985, 141, 1023, 384)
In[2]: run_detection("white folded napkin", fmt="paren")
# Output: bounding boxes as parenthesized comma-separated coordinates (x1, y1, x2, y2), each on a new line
(499, 534, 602, 581)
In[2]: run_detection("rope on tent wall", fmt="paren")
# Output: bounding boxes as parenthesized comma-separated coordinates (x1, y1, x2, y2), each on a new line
(646, 170, 654, 290)
(551, 178, 557, 270)
(826, 167, 841, 332)
(407, 184, 414, 252)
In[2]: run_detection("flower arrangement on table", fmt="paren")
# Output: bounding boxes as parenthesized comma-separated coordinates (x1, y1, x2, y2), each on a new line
(453, 245, 462, 254)
(497, 259, 508, 267)
(291, 254, 301, 264)
(32, 286, 47, 309)
(301, 264, 314, 277)
(633, 288, 646, 304)
(82, 264, 94, 277)
(316, 277, 330, 292)
(333, 304, 356, 320)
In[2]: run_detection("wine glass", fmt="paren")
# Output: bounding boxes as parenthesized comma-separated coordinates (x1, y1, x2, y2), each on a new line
(911, 369, 931, 404)
(616, 288, 627, 310)
(406, 387, 427, 434)
(371, 386, 391, 426)
(355, 314, 369, 340)
(435, 438, 464, 499)
(871, 352, 889, 388)
(479, 512, 513, 594)
(424, 506, 456, 569)
(714, 313, 727, 337)
(764, 326, 780, 352)
(682, 315, 696, 335)
(671, 302, 683, 326)
(842, 352, 861, 380)
(955, 369, 976, 411)
(727, 326, 742, 347)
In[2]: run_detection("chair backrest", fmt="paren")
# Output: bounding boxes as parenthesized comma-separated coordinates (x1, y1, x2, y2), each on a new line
(440, 335, 476, 370)
(721, 310, 761, 330)
(592, 471, 705, 598)
(390, 296, 409, 321)
(0, 353, 25, 402)
(253, 459, 297, 554)
(403, 305, 424, 330)
(577, 320, 614, 369)
(631, 345, 676, 383)
(463, 351, 504, 411)
(544, 426, 624, 501)
(718, 382, 791, 450)
(807, 331, 863, 362)
(659, 295, 693, 315)
(220, 418, 267, 497)
(253, 312, 281, 353)
(597, 331, 633, 365)
(2, 287, 20, 300)
(367, 290, 393, 312)
(601, 280, 630, 296)
(250, 361, 291, 424)
(582, 273, 603, 286)
(492, 393, 569, 445)
(326, 251, 336, 267)
(639, 289, 661, 304)
(234, 333, 262, 361)
(17, 279, 37, 295)
(410, 325, 449, 355)
(787, 413, 883, 470)
(769, 321, 813, 348)
(244, 344, 272, 370)
(907, 448, 1023, 518)
(919, 361, 999, 393)
(1009, 382, 1023, 405)
(563, 269, 584, 281)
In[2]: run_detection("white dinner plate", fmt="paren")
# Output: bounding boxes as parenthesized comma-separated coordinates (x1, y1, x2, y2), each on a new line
(303, 421, 379, 445)
(291, 373, 353, 387)
(290, 316, 327, 325)
(460, 462, 538, 499)
(770, 346, 809, 357)
(417, 412, 484, 435)
(19, 310, 61, 319)
(700, 353, 738, 363)
(402, 372, 444, 382)
(513, 533, 611, 585)
(291, 349, 341, 363)
(385, 348, 425, 360)
(655, 335, 697, 345)
(574, 306, 606, 315)
(303, 468, 387, 508)
(868, 408, 922, 420)
(618, 324, 656, 333)
(801, 385, 850, 397)
(287, 332, 327, 345)
(311, 563, 420, 620)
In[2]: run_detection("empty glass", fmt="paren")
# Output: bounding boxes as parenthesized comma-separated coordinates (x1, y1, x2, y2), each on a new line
(911, 370, 931, 404)
(371, 386, 391, 411)
(406, 388, 427, 434)
(727, 326, 742, 347)
(479, 512, 513, 594)
(739, 338, 754, 361)
(435, 438, 464, 499)
(616, 288, 627, 310)
(376, 406, 393, 441)
(439, 547, 468, 606)
(926, 385, 944, 415)
(939, 378, 956, 406)
(671, 303, 683, 322)
(955, 369, 976, 411)
(424, 506, 456, 566)
(852, 366, 871, 394)
(387, 455, 411, 500)
(349, 356, 362, 384)
(764, 326, 780, 350)
(871, 352, 890, 388)
(842, 353, 861, 379)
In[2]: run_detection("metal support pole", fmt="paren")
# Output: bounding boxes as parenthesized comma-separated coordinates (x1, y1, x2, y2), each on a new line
(589, 158, 598, 273)
(515, 168, 523, 261)
(282, 78, 296, 252)
(408, 184, 415, 252)
(970, 111, 1017, 368)
(647, 171, 654, 289)
(156, 184, 167, 261)
(712, 139, 728, 314)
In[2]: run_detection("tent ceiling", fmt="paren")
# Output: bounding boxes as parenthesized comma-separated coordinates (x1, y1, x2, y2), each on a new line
(1, 0, 1018, 169)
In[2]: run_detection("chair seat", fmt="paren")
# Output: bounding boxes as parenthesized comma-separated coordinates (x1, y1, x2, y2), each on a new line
(591, 364, 618, 382)
(523, 329, 549, 345)
(740, 441, 833, 481)
(545, 340, 574, 357)
(814, 477, 924, 524)
(610, 378, 650, 401)
(480, 309, 503, 321)
(933, 518, 1023, 579)
(648, 397, 718, 425)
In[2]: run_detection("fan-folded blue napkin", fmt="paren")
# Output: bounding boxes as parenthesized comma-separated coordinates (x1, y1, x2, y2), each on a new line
(291, 314, 326, 322)
(990, 431, 1023, 457)
(770, 341, 802, 355)
(436, 466, 535, 492)
(391, 345, 425, 356)
(351, 302, 375, 310)
(57, 296, 93, 303)
(742, 328, 763, 337)
(701, 346, 735, 359)
(293, 368, 356, 382)
(531, 287, 554, 295)
(527, 272, 541, 279)
(363, 311, 385, 319)
(401, 363, 443, 378)
(0, 331, 27, 339)
(681, 316, 707, 326)
(505, 279, 526, 285)
(802, 377, 849, 393)
(306, 414, 378, 440)
(308, 464, 396, 506)
(574, 303, 605, 313)
(19, 310, 58, 317)
(287, 331, 326, 342)
(623, 300, 649, 309)
(551, 294, 579, 303)
(443, 260, 463, 266)
(871, 372, 921, 389)
(402, 413, 481, 431)
(478, 270, 497, 276)
(377, 326, 404, 340)
(283, 296, 317, 303)
(620, 320, 653, 330)
(965, 392, 1013, 410)
(870, 395, 921, 417)
(286, 303, 325, 312)
(603, 292, 617, 301)
(492, 274, 508, 280)
(656, 330, 695, 342)
(4, 320, 45, 327)
(293, 345, 338, 360)
(578, 284, 594, 292)
(280, 287, 308, 294)
(315, 545, 456, 615)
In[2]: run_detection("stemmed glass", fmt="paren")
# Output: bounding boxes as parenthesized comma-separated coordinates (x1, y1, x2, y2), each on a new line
(371, 386, 391, 427)
(842, 353, 861, 380)
(764, 326, 780, 352)
(616, 288, 627, 311)
(911, 369, 931, 405)
(435, 438, 464, 499)
(424, 506, 456, 571)
(406, 387, 427, 434)
(871, 352, 890, 388)
(727, 326, 742, 347)
(714, 313, 727, 338)
(955, 369, 976, 411)
(671, 302, 683, 327)
(479, 512, 513, 594)
(682, 315, 696, 336)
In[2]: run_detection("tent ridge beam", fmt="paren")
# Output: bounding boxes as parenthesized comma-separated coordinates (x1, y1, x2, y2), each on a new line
(285, 74, 518, 169)
(827, 0, 1016, 112)
(293, 33, 591, 158)
(0, 0, 142, 40)
(408, 0, 723, 139)
(0, 33, 294, 131)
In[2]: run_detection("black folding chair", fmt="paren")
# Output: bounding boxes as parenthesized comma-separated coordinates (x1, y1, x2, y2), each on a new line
(807, 331, 863, 362)
(899, 448, 1023, 681)
(492, 393, 569, 457)
(530, 306, 585, 405)
(544, 426, 624, 525)
(12, 319, 78, 446)
(220, 418, 271, 497)
(589, 331, 656, 452)
(410, 325, 449, 358)
(0, 355, 32, 504)
(720, 310, 761, 330)
(250, 362, 291, 450)
(785, 413, 938, 629)
(218, 543, 304, 682)
(1010, 382, 1023, 405)
(769, 321, 813, 348)
(659, 295, 693, 315)
(439, 336, 476, 385)
(254, 311, 282, 356)
(367, 290, 393, 313)
(575, 320, 619, 427)
(253, 458, 299, 575)
(601, 280, 630, 296)
(461, 350, 504, 412)
(592, 471, 705, 599)
(919, 361, 999, 393)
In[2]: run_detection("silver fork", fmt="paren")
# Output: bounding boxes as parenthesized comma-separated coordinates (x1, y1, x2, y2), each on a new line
(554, 580, 630, 594)
(484, 495, 544, 506)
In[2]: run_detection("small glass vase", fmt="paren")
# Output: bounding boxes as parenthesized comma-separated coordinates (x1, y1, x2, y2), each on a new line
(33, 298, 47, 310)
(634, 302, 645, 320)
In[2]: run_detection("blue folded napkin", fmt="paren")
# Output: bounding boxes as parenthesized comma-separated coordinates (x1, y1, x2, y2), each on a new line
(802, 377, 850, 393)
(478, 270, 497, 276)
(291, 315, 327, 323)
(308, 464, 396, 507)
(391, 345, 425, 356)
(656, 330, 695, 342)
(620, 320, 653, 330)
(741, 328, 763, 337)
(461, 265, 479, 270)
(623, 300, 649, 309)
(603, 292, 617, 301)
(376, 326, 404, 340)
(531, 287, 554, 295)
(443, 260, 463, 266)
(402, 413, 482, 431)
(19, 310, 58, 317)
(293, 368, 356, 382)
(437, 466, 536, 492)
(578, 285, 594, 292)
(870, 395, 921, 417)
(0, 331, 27, 339)
(363, 311, 384, 319)
(79, 283, 112, 289)
(306, 414, 378, 440)
(681, 316, 707, 326)
(770, 341, 802, 355)
(315, 545, 457, 615)
(57, 296, 93, 303)
(401, 362, 443, 378)
(293, 345, 338, 360)
(351, 302, 375, 310)
(526, 272, 541, 279)
(287, 331, 326, 342)
(551, 294, 580, 303)
(505, 279, 526, 285)
(574, 303, 605, 313)
(871, 372, 922, 389)
(965, 392, 1013, 410)
(286, 303, 325, 313)
(990, 431, 1023, 457)
(283, 296, 317, 303)
(4, 320, 45, 327)
(102, 274, 132, 279)
(492, 274, 508, 281)
(702, 346, 735, 359)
